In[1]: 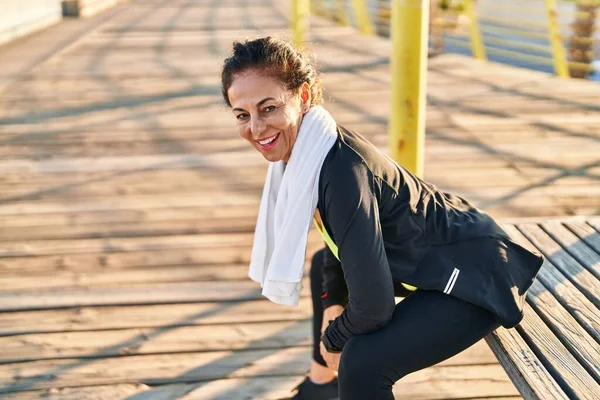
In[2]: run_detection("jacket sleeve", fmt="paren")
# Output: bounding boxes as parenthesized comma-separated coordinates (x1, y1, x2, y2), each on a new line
(321, 245, 349, 309)
(321, 161, 396, 351)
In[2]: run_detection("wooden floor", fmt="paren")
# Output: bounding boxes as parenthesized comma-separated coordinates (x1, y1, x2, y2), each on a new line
(0, 0, 598, 398)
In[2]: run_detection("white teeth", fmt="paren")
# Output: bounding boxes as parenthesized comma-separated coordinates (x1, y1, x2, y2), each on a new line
(259, 134, 278, 146)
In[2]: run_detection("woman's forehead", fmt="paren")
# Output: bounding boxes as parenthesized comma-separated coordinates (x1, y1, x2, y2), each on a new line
(228, 72, 288, 104)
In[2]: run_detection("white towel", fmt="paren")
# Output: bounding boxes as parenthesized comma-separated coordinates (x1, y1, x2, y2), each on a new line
(248, 105, 338, 306)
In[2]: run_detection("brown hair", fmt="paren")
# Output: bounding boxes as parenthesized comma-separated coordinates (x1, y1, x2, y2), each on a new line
(221, 36, 323, 107)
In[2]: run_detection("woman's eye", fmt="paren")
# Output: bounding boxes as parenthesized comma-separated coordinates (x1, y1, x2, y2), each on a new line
(236, 114, 249, 121)
(264, 106, 276, 112)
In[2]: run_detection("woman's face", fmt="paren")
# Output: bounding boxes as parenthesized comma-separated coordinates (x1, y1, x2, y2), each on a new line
(228, 70, 309, 163)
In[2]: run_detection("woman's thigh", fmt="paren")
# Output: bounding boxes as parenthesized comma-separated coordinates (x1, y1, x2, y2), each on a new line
(338, 290, 501, 399)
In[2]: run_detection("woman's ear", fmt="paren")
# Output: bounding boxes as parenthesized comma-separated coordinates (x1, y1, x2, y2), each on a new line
(300, 82, 311, 113)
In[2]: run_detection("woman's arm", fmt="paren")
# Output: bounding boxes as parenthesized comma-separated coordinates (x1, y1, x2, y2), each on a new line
(321, 245, 349, 309)
(321, 161, 396, 352)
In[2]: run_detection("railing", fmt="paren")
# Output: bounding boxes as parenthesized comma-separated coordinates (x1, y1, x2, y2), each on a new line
(291, 0, 598, 176)
(309, 0, 600, 80)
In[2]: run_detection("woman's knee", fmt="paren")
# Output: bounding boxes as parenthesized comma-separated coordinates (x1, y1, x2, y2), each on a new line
(338, 335, 388, 383)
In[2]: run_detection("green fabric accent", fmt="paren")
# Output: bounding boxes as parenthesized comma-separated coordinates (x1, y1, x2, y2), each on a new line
(313, 217, 340, 260)
(313, 217, 417, 292)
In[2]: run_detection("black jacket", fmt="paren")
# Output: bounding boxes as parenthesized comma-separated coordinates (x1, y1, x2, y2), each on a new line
(317, 126, 544, 352)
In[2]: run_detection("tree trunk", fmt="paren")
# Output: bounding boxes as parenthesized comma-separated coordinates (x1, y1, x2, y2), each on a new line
(568, 3, 598, 78)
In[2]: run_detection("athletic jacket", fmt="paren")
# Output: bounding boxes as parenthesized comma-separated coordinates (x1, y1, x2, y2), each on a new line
(316, 126, 544, 352)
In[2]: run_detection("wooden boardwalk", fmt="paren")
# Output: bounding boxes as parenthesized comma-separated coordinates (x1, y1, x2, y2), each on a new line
(0, 0, 598, 398)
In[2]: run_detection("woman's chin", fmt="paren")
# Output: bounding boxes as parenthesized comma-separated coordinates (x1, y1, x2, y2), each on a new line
(263, 154, 283, 163)
(255, 146, 283, 163)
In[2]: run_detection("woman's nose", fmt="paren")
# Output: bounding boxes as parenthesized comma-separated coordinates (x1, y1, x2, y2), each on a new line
(250, 115, 266, 137)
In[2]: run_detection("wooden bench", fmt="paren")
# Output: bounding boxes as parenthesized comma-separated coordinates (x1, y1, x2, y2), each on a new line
(486, 217, 600, 399)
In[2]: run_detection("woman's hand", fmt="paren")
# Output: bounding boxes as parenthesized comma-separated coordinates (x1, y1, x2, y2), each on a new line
(320, 304, 344, 371)
(320, 341, 341, 372)
(321, 304, 344, 334)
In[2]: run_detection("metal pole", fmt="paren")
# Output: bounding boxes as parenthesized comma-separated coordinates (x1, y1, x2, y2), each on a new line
(545, 0, 570, 77)
(351, 0, 374, 34)
(389, 0, 430, 177)
(464, 0, 486, 60)
(292, 0, 310, 46)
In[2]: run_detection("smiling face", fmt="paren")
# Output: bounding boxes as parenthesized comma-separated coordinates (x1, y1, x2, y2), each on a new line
(227, 70, 310, 163)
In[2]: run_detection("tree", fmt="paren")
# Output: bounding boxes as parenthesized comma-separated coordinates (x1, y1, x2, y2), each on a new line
(568, 1, 598, 78)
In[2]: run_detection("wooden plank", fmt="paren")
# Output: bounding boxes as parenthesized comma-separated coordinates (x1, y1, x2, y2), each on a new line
(0, 138, 263, 158)
(1, 383, 150, 400)
(0, 299, 314, 336)
(541, 221, 600, 280)
(0, 168, 267, 194)
(566, 221, 600, 259)
(0, 230, 324, 258)
(0, 152, 265, 175)
(0, 232, 254, 257)
(526, 280, 600, 383)
(587, 219, 600, 235)
(0, 126, 242, 142)
(0, 264, 253, 290)
(0, 321, 497, 364)
(0, 246, 257, 273)
(0, 192, 261, 216)
(0, 346, 313, 393)
(0, 366, 520, 400)
(517, 223, 600, 308)
(0, 320, 312, 362)
(0, 204, 260, 229)
(0, 348, 515, 396)
(485, 328, 568, 400)
(516, 303, 599, 399)
(0, 236, 327, 274)
(0, 278, 311, 312)
(502, 225, 600, 345)
(0, 217, 260, 241)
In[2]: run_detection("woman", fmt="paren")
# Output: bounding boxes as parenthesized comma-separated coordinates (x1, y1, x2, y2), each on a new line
(221, 37, 543, 400)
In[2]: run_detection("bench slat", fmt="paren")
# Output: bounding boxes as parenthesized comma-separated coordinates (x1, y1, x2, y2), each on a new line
(566, 221, 600, 260)
(585, 218, 600, 234)
(517, 223, 600, 309)
(503, 225, 600, 343)
(527, 280, 600, 383)
(499, 223, 600, 398)
(541, 221, 600, 280)
(517, 304, 599, 400)
(485, 328, 568, 400)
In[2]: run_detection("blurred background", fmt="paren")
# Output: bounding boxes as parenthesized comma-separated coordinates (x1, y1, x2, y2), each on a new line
(2, 1, 599, 80)
(312, 0, 600, 81)
(0, 1, 598, 399)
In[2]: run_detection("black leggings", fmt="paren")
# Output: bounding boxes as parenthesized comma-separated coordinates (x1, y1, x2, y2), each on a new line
(309, 248, 501, 400)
